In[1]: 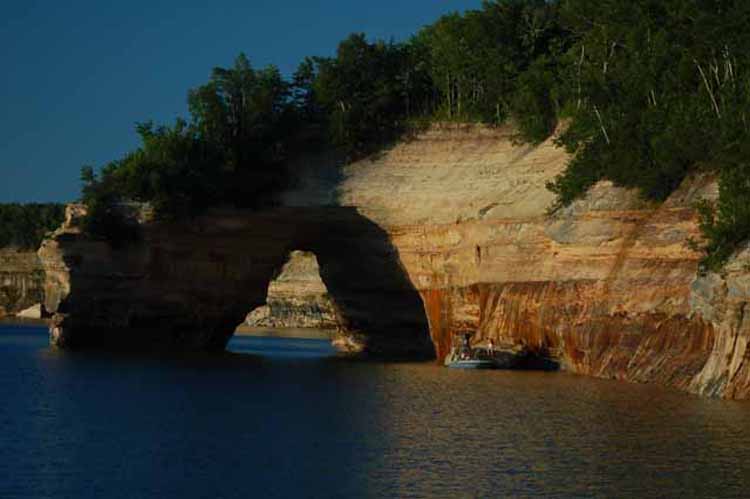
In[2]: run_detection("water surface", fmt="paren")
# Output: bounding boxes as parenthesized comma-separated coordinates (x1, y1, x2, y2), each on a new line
(1, 325, 749, 498)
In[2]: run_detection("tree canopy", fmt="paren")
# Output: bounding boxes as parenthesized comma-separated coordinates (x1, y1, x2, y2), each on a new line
(81, 0, 750, 269)
(544, 0, 750, 270)
(0, 204, 65, 250)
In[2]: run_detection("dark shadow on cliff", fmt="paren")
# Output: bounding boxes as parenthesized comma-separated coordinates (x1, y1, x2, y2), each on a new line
(221, 207, 434, 359)
(49, 207, 434, 360)
(514, 348, 560, 371)
(288, 207, 434, 360)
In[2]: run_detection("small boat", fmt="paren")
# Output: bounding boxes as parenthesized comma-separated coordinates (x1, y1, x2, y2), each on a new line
(445, 330, 508, 369)
(447, 357, 498, 369)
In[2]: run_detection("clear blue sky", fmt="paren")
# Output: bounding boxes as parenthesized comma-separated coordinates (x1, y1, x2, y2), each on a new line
(1, 0, 482, 203)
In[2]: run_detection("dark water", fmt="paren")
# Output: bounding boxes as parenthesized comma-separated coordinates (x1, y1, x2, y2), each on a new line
(2, 325, 749, 498)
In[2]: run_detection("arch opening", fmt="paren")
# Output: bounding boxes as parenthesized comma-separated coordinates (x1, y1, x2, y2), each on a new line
(45, 207, 435, 360)
(231, 250, 342, 359)
(242, 250, 341, 331)
(226, 208, 436, 359)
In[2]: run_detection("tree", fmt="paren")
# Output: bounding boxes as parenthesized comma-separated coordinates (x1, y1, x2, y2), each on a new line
(188, 53, 290, 171)
(0, 204, 65, 250)
(314, 34, 411, 154)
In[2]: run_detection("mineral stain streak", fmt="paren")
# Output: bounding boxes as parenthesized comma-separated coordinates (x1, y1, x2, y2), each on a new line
(39, 125, 750, 398)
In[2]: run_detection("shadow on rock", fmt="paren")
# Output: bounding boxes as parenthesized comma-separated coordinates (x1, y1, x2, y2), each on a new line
(42, 206, 435, 360)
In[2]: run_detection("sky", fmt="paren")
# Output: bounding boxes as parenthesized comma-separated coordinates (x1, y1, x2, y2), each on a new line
(0, 0, 482, 203)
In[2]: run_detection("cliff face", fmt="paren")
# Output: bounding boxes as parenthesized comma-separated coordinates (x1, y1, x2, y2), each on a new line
(285, 124, 744, 398)
(245, 251, 339, 329)
(0, 249, 45, 318)
(690, 247, 750, 398)
(40, 205, 432, 357)
(40, 125, 750, 398)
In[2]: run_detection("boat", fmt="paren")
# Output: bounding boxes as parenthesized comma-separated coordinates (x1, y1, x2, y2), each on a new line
(447, 357, 498, 369)
(444, 331, 516, 369)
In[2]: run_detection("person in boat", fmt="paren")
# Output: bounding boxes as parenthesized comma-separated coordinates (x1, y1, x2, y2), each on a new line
(461, 332, 472, 360)
(487, 338, 495, 358)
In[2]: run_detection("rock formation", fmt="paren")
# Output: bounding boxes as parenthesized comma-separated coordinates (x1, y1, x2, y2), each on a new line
(15, 303, 43, 319)
(245, 251, 339, 329)
(0, 249, 45, 319)
(690, 248, 750, 398)
(39, 124, 750, 398)
(39, 205, 431, 357)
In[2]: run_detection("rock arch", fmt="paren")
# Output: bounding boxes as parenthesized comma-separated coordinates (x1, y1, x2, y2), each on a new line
(40, 206, 434, 359)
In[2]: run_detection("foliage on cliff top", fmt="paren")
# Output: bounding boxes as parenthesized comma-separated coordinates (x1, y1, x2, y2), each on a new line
(81, 55, 295, 244)
(82, 0, 750, 269)
(540, 0, 750, 271)
(0, 204, 65, 250)
(81, 0, 564, 231)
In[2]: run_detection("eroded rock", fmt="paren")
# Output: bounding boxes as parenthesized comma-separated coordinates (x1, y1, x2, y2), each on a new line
(40, 205, 432, 358)
(38, 125, 750, 398)
(245, 251, 340, 329)
(689, 245, 750, 398)
(0, 249, 45, 317)
(16, 303, 42, 319)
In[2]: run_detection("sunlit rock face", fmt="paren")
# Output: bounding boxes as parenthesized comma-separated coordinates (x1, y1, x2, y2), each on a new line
(40, 124, 749, 397)
(403, 174, 719, 394)
(690, 246, 750, 399)
(284, 124, 743, 398)
(0, 249, 45, 319)
(245, 251, 340, 329)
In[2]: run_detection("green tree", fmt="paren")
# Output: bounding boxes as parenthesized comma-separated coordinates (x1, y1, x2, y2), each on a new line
(188, 53, 290, 171)
(314, 34, 411, 154)
(0, 204, 65, 250)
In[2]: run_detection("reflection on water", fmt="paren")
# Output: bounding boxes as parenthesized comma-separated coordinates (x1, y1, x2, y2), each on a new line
(229, 331, 337, 359)
(234, 326, 334, 341)
(1, 325, 749, 498)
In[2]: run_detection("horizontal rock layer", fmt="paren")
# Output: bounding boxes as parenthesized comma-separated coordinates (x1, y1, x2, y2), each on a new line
(245, 251, 339, 329)
(0, 249, 45, 318)
(41, 124, 749, 398)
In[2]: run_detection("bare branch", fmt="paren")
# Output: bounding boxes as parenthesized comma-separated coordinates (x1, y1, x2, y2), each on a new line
(695, 59, 722, 119)
(577, 44, 585, 110)
(593, 105, 611, 145)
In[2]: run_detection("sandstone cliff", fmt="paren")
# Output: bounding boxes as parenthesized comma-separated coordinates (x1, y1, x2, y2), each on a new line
(245, 251, 339, 329)
(40, 204, 431, 356)
(40, 124, 750, 398)
(0, 249, 45, 319)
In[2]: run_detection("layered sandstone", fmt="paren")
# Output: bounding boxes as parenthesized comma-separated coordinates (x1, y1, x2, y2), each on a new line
(245, 251, 339, 329)
(0, 249, 45, 319)
(690, 247, 750, 398)
(40, 124, 750, 398)
(40, 205, 431, 357)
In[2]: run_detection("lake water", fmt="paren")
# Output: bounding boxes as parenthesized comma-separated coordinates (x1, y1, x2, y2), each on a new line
(1, 324, 749, 498)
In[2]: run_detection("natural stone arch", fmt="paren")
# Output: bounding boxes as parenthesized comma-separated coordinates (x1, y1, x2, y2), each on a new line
(41, 206, 434, 359)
